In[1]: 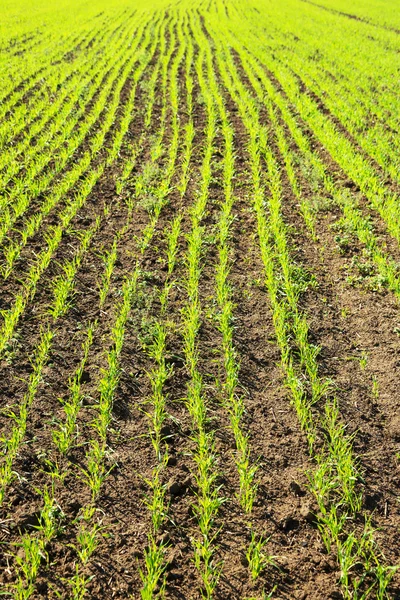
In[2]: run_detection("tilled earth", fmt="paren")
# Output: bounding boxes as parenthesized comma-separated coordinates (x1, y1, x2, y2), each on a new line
(1, 2, 400, 599)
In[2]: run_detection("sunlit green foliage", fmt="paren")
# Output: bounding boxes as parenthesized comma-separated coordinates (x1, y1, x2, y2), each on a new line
(1, 0, 399, 597)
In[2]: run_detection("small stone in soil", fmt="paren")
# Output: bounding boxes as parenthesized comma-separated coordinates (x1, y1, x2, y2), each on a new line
(168, 478, 189, 497)
(281, 516, 300, 532)
(289, 480, 305, 496)
(299, 503, 316, 523)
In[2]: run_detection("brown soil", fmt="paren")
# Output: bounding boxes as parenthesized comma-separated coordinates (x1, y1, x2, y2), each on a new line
(229, 43, 400, 595)
(1, 8, 400, 600)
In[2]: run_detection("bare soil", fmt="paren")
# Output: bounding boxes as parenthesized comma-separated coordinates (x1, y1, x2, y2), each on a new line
(1, 19, 400, 600)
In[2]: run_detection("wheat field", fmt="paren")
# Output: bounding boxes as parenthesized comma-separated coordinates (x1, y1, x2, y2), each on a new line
(1, 0, 400, 598)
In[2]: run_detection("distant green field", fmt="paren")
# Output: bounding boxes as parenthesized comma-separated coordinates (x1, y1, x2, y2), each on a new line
(1, 0, 399, 598)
